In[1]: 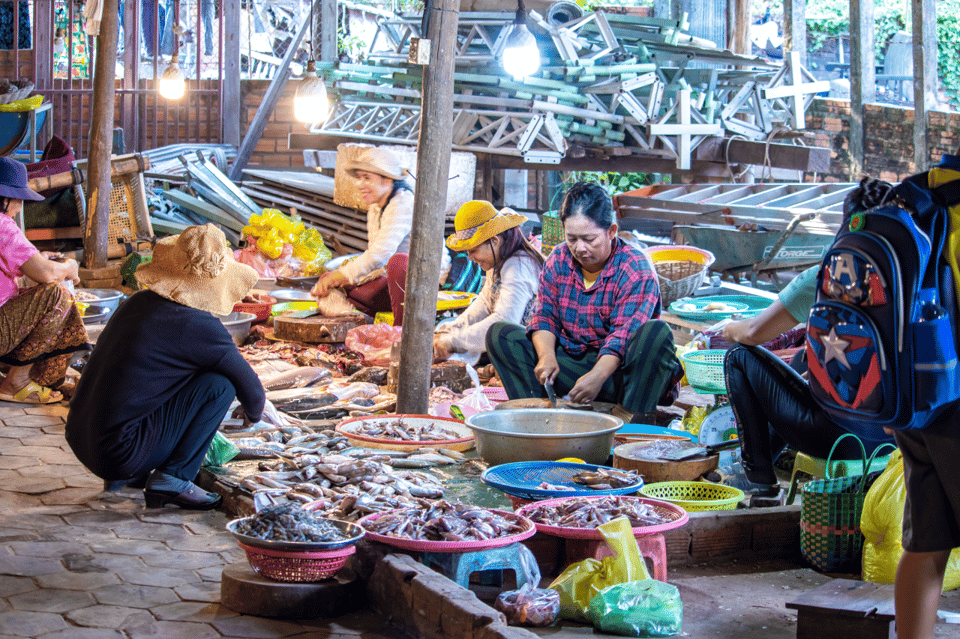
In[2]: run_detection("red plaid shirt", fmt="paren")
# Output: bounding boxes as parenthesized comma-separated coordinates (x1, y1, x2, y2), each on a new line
(529, 239, 662, 360)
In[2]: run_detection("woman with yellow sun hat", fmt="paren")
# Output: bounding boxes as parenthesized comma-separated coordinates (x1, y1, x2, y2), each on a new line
(432, 200, 544, 365)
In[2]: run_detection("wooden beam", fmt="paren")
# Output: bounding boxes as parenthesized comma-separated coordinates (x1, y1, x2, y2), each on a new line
(396, 0, 460, 415)
(913, 0, 938, 169)
(693, 137, 831, 172)
(849, 0, 875, 179)
(223, 0, 241, 147)
(320, 0, 337, 63)
(84, 0, 120, 270)
(228, 2, 311, 180)
(729, 0, 749, 54)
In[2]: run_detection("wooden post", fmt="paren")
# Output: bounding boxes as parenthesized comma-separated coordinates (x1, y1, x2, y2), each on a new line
(395, 0, 460, 415)
(84, 0, 120, 270)
(783, 0, 806, 67)
(913, 0, 937, 170)
(848, 0, 875, 179)
(728, 0, 749, 54)
(223, 0, 241, 147)
(320, 0, 337, 63)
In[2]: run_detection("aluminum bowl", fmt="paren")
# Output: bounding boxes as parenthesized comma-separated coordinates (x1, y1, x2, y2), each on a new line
(81, 304, 109, 325)
(270, 288, 316, 304)
(216, 311, 257, 346)
(464, 409, 624, 466)
(75, 288, 123, 313)
(226, 517, 365, 552)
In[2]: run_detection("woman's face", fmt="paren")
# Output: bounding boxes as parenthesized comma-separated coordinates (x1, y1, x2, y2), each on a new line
(466, 237, 499, 272)
(354, 170, 394, 207)
(2, 199, 22, 219)
(564, 214, 617, 271)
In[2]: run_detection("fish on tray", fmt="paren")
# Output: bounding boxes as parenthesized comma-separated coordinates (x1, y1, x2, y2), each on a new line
(523, 495, 675, 528)
(361, 500, 526, 542)
(233, 502, 351, 542)
(571, 468, 640, 490)
(351, 416, 464, 442)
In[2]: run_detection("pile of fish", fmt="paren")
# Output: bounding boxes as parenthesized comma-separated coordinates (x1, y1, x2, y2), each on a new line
(571, 468, 641, 490)
(523, 496, 677, 529)
(362, 500, 528, 542)
(233, 503, 353, 543)
(348, 416, 465, 442)
(261, 381, 396, 418)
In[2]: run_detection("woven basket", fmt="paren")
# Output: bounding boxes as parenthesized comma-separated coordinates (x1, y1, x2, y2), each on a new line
(680, 349, 727, 394)
(640, 481, 744, 512)
(655, 260, 707, 306)
(238, 542, 354, 583)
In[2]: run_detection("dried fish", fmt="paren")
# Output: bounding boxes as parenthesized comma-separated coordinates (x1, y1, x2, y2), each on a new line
(351, 416, 464, 442)
(523, 496, 674, 529)
(362, 500, 526, 542)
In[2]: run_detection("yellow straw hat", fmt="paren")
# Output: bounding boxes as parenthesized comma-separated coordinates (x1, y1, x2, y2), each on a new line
(136, 224, 258, 315)
(446, 201, 527, 252)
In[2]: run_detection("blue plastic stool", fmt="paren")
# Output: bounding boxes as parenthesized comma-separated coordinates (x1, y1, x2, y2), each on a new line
(421, 542, 541, 589)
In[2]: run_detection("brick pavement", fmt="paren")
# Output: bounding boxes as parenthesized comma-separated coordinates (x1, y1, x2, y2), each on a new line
(0, 402, 405, 639)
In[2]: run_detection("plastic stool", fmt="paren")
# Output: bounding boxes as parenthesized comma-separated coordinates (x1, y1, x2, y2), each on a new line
(785, 451, 892, 505)
(564, 533, 668, 582)
(421, 542, 541, 589)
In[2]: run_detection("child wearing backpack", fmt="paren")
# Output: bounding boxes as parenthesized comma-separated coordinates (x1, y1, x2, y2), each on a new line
(891, 152, 960, 639)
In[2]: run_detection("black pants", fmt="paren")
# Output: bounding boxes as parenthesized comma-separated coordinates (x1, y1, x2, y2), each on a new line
(723, 344, 893, 485)
(74, 372, 234, 483)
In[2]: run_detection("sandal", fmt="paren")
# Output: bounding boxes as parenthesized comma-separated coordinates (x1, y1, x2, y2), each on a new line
(0, 381, 63, 404)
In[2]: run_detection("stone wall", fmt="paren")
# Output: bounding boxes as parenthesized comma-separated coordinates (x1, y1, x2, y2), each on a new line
(805, 98, 960, 183)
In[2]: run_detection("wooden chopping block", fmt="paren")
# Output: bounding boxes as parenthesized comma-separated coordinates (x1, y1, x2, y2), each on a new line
(613, 441, 718, 483)
(273, 314, 365, 343)
(430, 360, 471, 393)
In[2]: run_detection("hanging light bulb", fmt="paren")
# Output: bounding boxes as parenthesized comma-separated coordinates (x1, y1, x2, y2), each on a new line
(295, 60, 329, 124)
(501, 0, 540, 79)
(159, 52, 186, 100)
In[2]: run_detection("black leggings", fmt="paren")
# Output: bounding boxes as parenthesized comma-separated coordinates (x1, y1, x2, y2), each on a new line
(723, 344, 893, 485)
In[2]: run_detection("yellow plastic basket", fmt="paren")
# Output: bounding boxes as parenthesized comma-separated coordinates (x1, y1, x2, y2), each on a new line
(640, 481, 744, 512)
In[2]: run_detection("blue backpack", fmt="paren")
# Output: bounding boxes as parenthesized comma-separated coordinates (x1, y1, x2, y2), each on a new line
(806, 162, 960, 435)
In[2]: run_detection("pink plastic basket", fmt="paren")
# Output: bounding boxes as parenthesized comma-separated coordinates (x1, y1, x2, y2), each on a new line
(238, 542, 354, 582)
(516, 495, 689, 540)
(357, 509, 536, 553)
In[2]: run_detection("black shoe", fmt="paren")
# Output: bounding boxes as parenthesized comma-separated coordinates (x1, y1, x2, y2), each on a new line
(144, 484, 223, 510)
(102, 474, 149, 492)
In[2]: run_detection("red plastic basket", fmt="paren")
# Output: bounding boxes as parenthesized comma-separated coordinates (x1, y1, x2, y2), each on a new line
(233, 296, 277, 323)
(238, 541, 354, 582)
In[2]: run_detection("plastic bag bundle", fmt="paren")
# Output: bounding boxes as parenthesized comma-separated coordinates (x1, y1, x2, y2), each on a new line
(345, 323, 403, 366)
(588, 580, 683, 637)
(238, 209, 332, 275)
(861, 450, 960, 590)
(202, 431, 240, 467)
(495, 588, 560, 627)
(549, 518, 650, 623)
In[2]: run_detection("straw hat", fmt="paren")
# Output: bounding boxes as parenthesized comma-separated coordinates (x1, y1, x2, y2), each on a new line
(0, 157, 43, 202)
(346, 147, 407, 181)
(136, 224, 258, 315)
(446, 201, 527, 252)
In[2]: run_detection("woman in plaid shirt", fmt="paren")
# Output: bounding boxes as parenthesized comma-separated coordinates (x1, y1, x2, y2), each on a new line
(486, 182, 683, 423)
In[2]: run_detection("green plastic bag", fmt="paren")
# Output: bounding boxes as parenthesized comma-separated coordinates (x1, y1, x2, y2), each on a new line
(203, 431, 240, 467)
(589, 579, 683, 637)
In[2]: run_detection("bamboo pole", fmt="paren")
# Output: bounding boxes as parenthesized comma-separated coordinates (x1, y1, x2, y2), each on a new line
(395, 0, 460, 415)
(84, 0, 120, 270)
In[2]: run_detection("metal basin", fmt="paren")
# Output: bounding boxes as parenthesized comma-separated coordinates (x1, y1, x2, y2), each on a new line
(81, 304, 109, 325)
(216, 311, 257, 346)
(75, 288, 123, 313)
(464, 409, 624, 466)
(270, 288, 316, 304)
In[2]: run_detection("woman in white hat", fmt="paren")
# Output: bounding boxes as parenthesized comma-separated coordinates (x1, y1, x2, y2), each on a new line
(433, 200, 543, 365)
(0, 157, 87, 405)
(65, 224, 265, 510)
(311, 146, 448, 320)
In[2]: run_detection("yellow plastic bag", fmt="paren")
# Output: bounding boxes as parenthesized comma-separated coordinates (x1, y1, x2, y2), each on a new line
(548, 518, 650, 622)
(0, 95, 43, 112)
(861, 450, 960, 590)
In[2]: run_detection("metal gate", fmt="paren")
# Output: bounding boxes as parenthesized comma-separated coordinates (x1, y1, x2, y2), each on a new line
(0, 0, 224, 158)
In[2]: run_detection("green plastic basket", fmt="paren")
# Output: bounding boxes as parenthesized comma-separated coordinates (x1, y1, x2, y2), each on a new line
(680, 349, 727, 394)
(669, 295, 773, 321)
(640, 481, 744, 512)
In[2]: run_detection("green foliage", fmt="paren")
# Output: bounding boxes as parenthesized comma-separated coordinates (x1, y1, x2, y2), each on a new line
(938, 2, 960, 107)
(549, 171, 659, 211)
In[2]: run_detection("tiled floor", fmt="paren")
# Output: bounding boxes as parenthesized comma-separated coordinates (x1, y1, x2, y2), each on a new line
(0, 402, 403, 639)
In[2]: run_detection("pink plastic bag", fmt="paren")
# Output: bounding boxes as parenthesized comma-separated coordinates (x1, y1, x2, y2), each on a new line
(344, 323, 402, 365)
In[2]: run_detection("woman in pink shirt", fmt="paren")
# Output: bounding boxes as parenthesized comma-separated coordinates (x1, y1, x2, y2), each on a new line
(0, 157, 86, 404)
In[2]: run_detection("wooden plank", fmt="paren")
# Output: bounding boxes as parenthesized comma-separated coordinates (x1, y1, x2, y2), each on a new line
(25, 227, 84, 242)
(786, 579, 896, 617)
(161, 190, 246, 233)
(693, 137, 832, 173)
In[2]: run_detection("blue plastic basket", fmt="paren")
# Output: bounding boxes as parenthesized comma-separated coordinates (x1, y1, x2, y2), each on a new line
(481, 461, 645, 501)
(669, 295, 773, 321)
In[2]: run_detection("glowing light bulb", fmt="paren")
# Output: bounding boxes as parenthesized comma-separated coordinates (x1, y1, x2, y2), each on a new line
(501, 23, 540, 79)
(294, 61, 330, 124)
(158, 55, 186, 100)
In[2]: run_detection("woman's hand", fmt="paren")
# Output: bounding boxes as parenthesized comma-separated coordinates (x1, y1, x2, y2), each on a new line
(311, 270, 348, 298)
(568, 369, 606, 404)
(20, 253, 80, 286)
(433, 335, 452, 363)
(534, 352, 560, 386)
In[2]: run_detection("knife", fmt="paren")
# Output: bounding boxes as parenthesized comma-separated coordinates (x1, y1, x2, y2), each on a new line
(544, 381, 557, 408)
